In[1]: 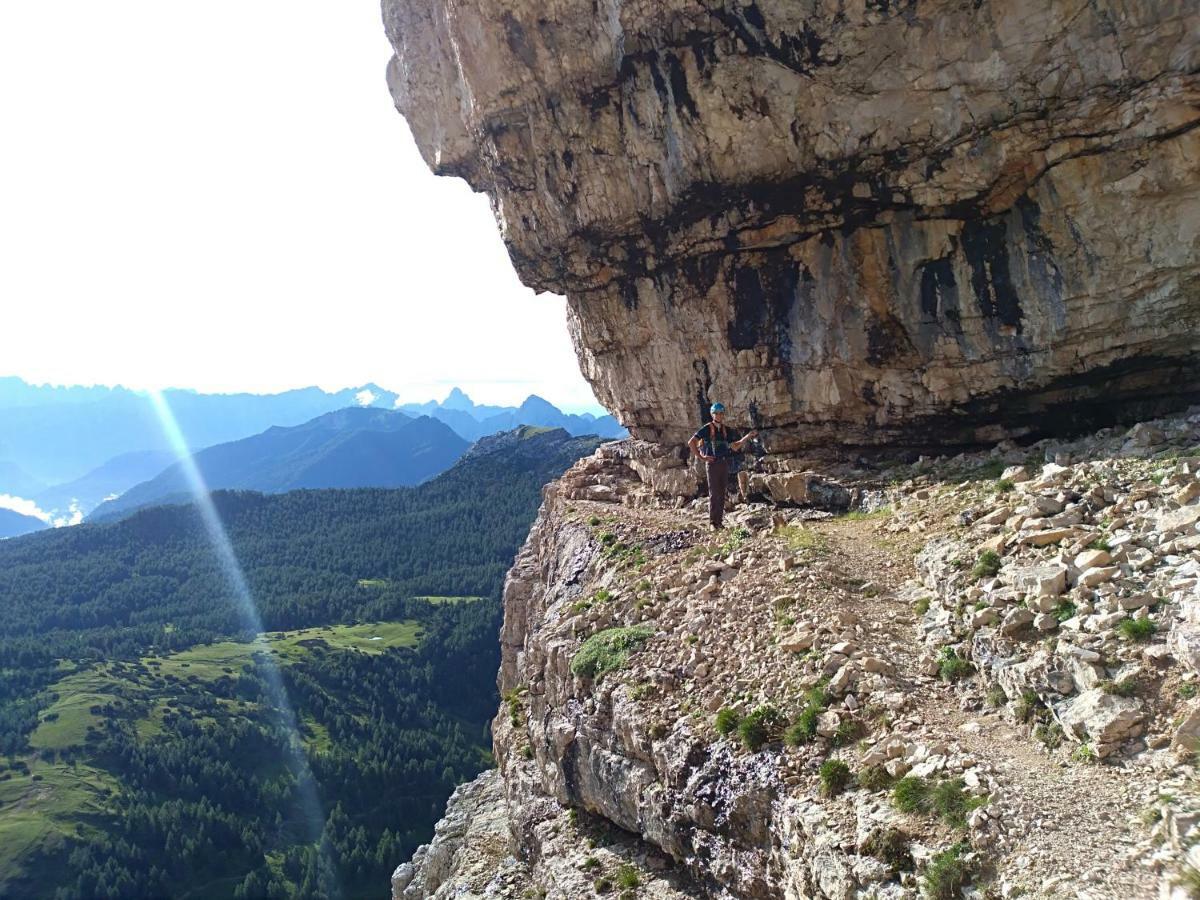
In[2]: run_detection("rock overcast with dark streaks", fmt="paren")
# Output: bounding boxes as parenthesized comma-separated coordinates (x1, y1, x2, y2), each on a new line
(383, 0, 1200, 451)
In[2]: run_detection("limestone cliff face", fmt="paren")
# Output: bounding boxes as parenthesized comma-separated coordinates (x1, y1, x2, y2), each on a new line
(383, 0, 1200, 450)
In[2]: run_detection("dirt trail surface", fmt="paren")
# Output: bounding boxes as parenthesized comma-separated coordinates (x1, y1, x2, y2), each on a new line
(558, 494, 1167, 898)
(819, 516, 1157, 899)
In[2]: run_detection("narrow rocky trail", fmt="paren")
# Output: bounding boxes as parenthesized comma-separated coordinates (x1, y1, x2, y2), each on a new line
(567, 494, 1165, 897)
(814, 517, 1158, 899)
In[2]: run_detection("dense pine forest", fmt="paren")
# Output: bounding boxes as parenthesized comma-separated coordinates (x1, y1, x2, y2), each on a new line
(0, 428, 601, 899)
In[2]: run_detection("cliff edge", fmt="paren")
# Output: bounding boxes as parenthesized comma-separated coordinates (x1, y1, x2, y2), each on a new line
(393, 411, 1200, 898)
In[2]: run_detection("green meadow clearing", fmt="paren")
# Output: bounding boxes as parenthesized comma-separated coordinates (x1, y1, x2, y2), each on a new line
(0, 621, 424, 894)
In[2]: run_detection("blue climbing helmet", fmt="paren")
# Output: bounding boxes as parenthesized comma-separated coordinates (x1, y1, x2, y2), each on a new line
(710, 402, 725, 414)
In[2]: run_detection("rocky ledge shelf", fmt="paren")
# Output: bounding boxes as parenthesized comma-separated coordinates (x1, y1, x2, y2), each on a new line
(393, 407, 1200, 899)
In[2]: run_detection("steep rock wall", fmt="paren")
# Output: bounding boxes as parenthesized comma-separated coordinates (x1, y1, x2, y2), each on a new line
(383, 0, 1200, 450)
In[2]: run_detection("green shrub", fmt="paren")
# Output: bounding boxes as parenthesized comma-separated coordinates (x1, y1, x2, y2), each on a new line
(938, 647, 973, 683)
(803, 680, 830, 709)
(599, 531, 617, 545)
(594, 589, 613, 603)
(738, 705, 783, 751)
(581, 856, 600, 871)
(862, 827, 914, 874)
(1071, 743, 1097, 764)
(1014, 690, 1039, 722)
(1033, 722, 1064, 749)
(1181, 683, 1198, 700)
(1053, 600, 1077, 623)
(922, 843, 972, 900)
(593, 876, 613, 893)
(995, 478, 1015, 493)
(930, 779, 972, 828)
(832, 717, 862, 748)
(819, 759, 852, 797)
(893, 776, 930, 814)
(785, 711, 818, 746)
(571, 627, 654, 680)
(985, 685, 1007, 707)
(1100, 677, 1137, 698)
(914, 597, 931, 616)
(629, 683, 654, 701)
(715, 707, 741, 736)
(857, 765, 893, 792)
(1117, 618, 1155, 642)
(615, 864, 639, 889)
(588, 516, 601, 526)
(971, 550, 1002, 581)
(785, 681, 831, 746)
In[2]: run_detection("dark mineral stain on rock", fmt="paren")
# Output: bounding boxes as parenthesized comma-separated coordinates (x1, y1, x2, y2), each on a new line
(962, 215, 1023, 330)
(918, 255, 963, 334)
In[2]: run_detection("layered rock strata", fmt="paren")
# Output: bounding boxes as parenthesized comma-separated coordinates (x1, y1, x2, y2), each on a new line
(383, 0, 1200, 451)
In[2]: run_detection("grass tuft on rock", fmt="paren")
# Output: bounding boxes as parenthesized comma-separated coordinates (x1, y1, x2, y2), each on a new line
(922, 843, 972, 900)
(971, 549, 1002, 581)
(615, 864, 639, 889)
(570, 626, 654, 680)
(893, 776, 931, 814)
(937, 647, 973, 682)
(857, 765, 893, 792)
(862, 827, 914, 874)
(819, 759, 852, 797)
(1117, 618, 1155, 642)
(738, 705, 783, 751)
(714, 707, 741, 736)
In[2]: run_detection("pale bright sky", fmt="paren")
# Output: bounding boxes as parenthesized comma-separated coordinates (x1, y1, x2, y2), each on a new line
(0, 1, 603, 413)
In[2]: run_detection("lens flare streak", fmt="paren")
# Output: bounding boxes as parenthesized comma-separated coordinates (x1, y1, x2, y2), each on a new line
(145, 389, 338, 893)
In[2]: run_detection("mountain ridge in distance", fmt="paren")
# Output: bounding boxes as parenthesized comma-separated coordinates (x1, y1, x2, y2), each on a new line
(90, 408, 468, 522)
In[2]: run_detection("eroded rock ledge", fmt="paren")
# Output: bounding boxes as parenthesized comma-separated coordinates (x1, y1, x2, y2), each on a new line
(383, 0, 1200, 451)
(393, 410, 1200, 899)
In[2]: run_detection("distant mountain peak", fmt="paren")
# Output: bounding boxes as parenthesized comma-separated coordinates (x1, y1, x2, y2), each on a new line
(442, 387, 475, 411)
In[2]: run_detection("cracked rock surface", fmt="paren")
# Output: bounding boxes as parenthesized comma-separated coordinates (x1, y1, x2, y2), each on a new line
(383, 0, 1200, 450)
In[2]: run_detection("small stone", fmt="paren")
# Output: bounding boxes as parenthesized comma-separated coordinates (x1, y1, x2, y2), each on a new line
(1021, 528, 1076, 547)
(1074, 549, 1112, 571)
(816, 710, 841, 737)
(1011, 563, 1068, 598)
(780, 630, 815, 653)
(1034, 613, 1059, 632)
(1078, 566, 1119, 588)
(1000, 608, 1036, 636)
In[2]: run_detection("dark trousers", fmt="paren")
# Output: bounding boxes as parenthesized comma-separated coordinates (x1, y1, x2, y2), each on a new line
(706, 459, 731, 527)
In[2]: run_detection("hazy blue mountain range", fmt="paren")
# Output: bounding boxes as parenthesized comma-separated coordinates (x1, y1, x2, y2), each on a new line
(90, 409, 468, 522)
(0, 378, 620, 521)
(0, 508, 47, 540)
(0, 378, 400, 485)
(31, 450, 175, 517)
(397, 388, 625, 441)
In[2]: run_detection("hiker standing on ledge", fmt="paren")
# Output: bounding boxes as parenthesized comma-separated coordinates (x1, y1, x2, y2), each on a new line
(688, 402, 758, 530)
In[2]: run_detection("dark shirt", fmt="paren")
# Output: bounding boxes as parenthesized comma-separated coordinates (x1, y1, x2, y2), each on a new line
(692, 422, 743, 459)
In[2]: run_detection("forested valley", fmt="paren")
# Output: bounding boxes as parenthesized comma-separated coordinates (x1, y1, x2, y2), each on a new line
(0, 428, 600, 899)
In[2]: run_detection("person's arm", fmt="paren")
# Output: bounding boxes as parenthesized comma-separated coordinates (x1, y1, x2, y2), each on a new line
(688, 434, 714, 462)
(731, 429, 758, 451)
